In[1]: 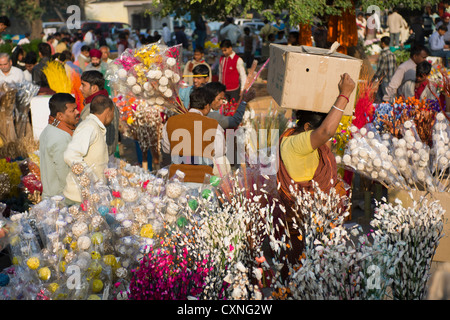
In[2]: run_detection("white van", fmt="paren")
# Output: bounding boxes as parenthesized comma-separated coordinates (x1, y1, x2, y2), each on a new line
(242, 22, 265, 35)
(234, 18, 262, 26)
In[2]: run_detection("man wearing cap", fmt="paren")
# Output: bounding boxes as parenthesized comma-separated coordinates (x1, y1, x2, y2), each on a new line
(85, 48, 108, 75)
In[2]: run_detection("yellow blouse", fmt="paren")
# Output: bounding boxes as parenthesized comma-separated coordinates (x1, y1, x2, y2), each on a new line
(280, 130, 319, 182)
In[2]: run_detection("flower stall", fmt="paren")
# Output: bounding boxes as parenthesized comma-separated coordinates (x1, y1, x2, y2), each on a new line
(0, 41, 448, 301)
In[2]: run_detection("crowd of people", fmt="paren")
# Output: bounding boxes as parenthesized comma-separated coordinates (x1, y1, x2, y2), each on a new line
(353, 4, 450, 108)
(0, 14, 262, 204)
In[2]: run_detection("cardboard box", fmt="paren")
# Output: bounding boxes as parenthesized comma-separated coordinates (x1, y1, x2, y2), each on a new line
(388, 189, 450, 262)
(266, 44, 362, 116)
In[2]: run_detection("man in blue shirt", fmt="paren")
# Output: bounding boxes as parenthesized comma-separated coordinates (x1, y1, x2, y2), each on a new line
(179, 64, 210, 109)
(434, 12, 450, 44)
(429, 24, 450, 67)
(273, 16, 286, 32)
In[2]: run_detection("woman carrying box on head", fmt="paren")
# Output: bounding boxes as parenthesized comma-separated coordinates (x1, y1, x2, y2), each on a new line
(276, 73, 356, 265)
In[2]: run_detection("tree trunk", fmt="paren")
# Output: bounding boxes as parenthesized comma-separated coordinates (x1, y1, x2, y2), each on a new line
(29, 0, 42, 41)
(80, 0, 87, 21)
(298, 22, 312, 46)
(326, 2, 358, 55)
(30, 18, 42, 40)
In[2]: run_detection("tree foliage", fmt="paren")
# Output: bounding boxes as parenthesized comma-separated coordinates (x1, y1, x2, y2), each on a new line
(149, 0, 441, 25)
(0, 0, 84, 29)
(0, 0, 43, 22)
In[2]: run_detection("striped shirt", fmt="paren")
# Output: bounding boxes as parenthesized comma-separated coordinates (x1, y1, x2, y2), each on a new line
(374, 47, 397, 84)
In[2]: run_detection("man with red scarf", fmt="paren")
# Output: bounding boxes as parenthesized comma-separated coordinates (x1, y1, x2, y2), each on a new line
(398, 60, 436, 100)
(39, 93, 80, 198)
(80, 70, 119, 156)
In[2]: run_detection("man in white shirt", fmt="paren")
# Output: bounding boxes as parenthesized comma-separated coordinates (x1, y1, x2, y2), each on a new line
(366, 11, 382, 40)
(99, 46, 113, 64)
(83, 28, 95, 47)
(39, 93, 80, 198)
(383, 45, 430, 103)
(219, 18, 243, 47)
(162, 23, 172, 46)
(387, 8, 408, 47)
(17, 33, 30, 46)
(63, 95, 115, 205)
(0, 52, 24, 84)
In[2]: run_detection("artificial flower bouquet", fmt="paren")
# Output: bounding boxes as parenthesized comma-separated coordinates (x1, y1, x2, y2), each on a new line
(338, 113, 450, 192)
(106, 42, 187, 114)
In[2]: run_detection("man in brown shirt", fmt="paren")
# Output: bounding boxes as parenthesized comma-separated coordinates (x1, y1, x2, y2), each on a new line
(162, 86, 229, 183)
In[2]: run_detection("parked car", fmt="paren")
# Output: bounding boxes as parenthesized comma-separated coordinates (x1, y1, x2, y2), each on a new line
(234, 18, 262, 26)
(80, 21, 131, 39)
(42, 21, 66, 36)
(242, 21, 265, 35)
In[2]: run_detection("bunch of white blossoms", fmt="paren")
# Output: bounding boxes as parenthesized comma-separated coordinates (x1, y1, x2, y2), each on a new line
(339, 124, 405, 188)
(370, 196, 445, 300)
(273, 182, 443, 300)
(431, 113, 450, 190)
(224, 261, 263, 300)
(338, 119, 449, 191)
